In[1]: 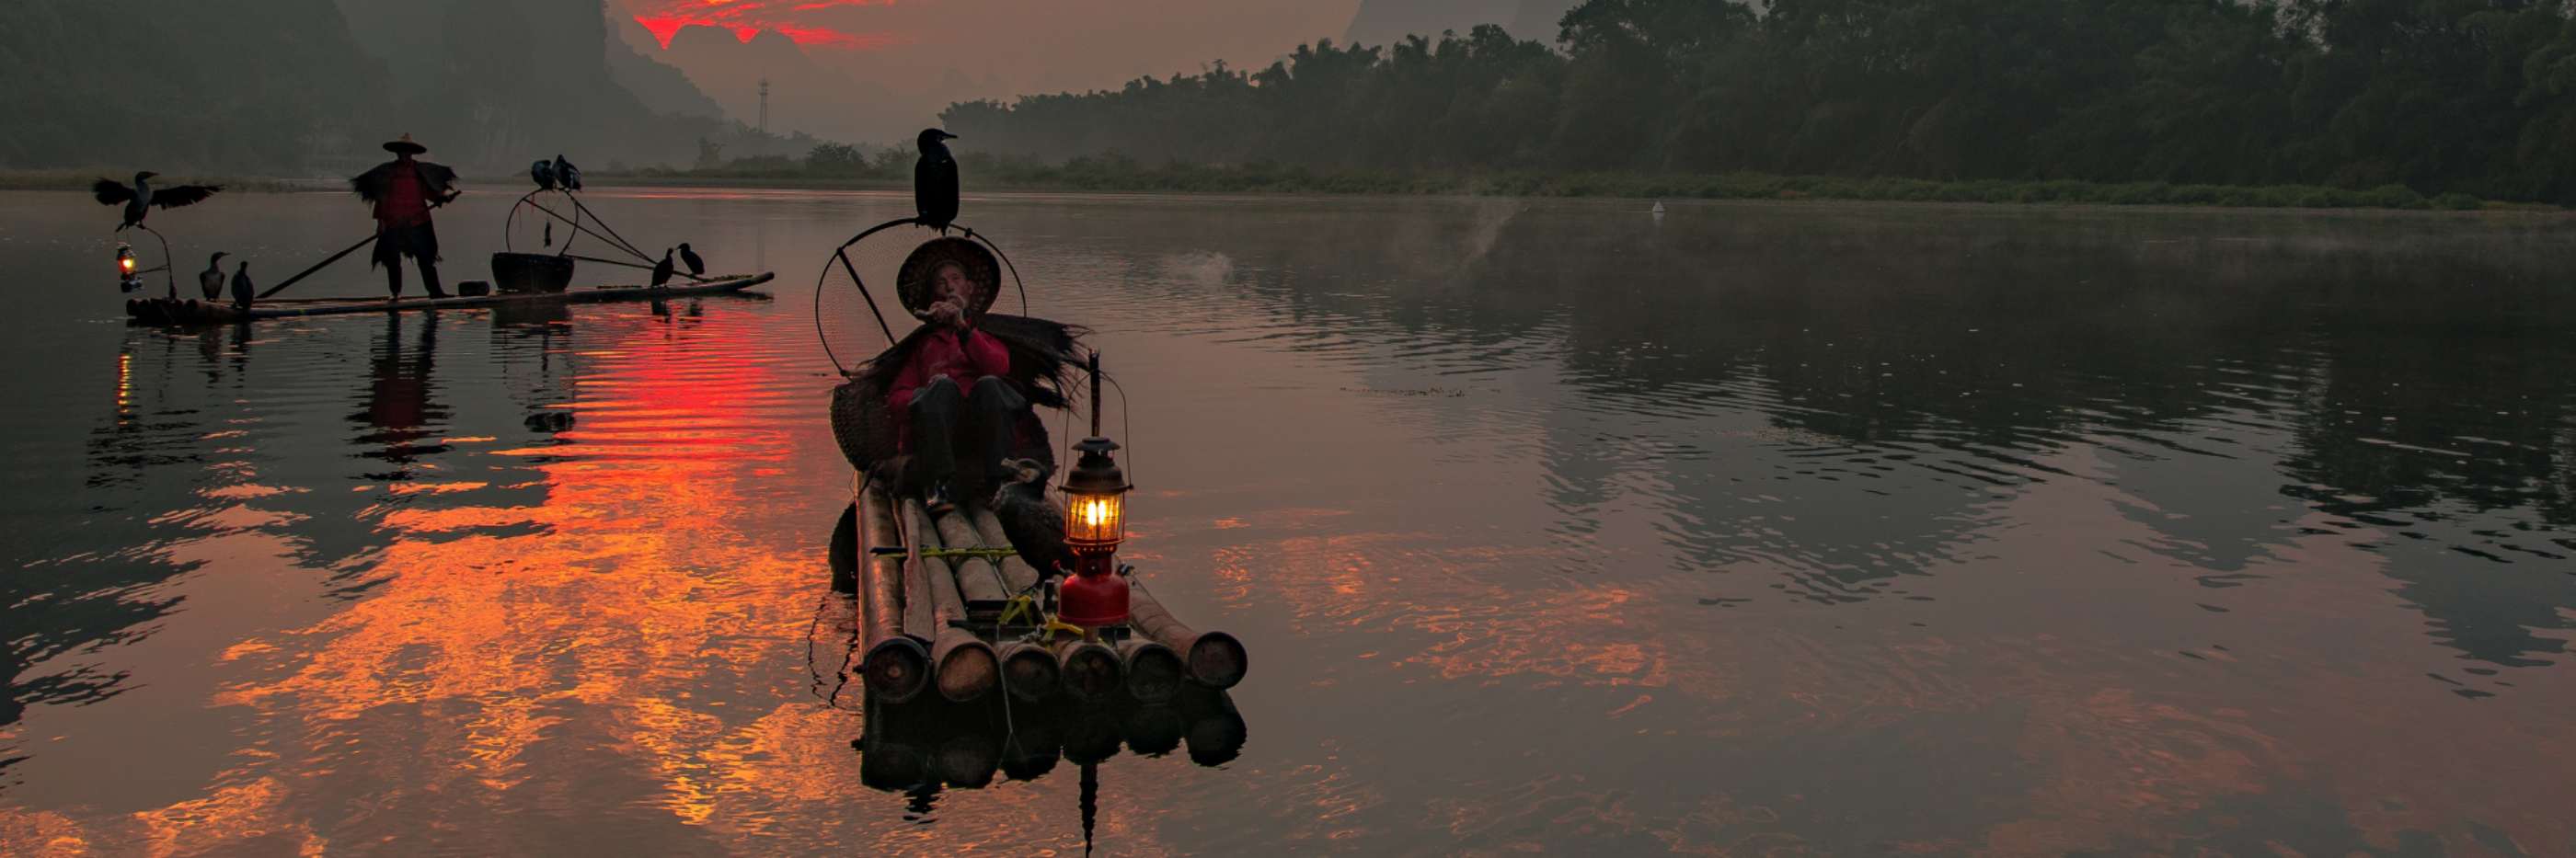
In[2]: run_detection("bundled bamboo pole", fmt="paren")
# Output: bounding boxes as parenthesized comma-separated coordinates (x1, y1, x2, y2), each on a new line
(996, 641, 1061, 702)
(1126, 581, 1248, 689)
(966, 506, 1045, 591)
(905, 498, 997, 702)
(932, 509, 1009, 603)
(926, 507, 1055, 699)
(1052, 637, 1124, 701)
(1115, 638, 1183, 704)
(858, 487, 928, 703)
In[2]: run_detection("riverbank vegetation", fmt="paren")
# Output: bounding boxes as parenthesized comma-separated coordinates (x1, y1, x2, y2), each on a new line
(931, 0, 2576, 205)
(620, 153, 2498, 210)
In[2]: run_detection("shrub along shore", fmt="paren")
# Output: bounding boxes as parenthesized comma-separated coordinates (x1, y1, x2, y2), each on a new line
(3, 164, 2527, 212)
(612, 157, 2504, 211)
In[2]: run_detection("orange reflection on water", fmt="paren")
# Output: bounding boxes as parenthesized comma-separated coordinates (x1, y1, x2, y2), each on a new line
(55, 317, 834, 851)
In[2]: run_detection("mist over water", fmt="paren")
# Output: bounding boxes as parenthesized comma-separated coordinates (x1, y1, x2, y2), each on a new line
(3, 189, 2574, 853)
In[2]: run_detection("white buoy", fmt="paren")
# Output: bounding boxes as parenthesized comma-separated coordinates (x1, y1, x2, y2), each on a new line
(1650, 200, 1666, 215)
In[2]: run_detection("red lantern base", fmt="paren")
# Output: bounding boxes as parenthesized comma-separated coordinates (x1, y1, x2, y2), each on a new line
(1058, 555, 1130, 627)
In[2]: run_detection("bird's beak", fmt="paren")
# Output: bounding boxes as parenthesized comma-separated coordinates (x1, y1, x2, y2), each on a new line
(942, 132, 960, 140)
(139, 171, 158, 179)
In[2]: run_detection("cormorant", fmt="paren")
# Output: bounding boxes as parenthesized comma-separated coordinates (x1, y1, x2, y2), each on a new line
(990, 457, 1076, 580)
(553, 154, 581, 191)
(199, 252, 228, 301)
(914, 129, 960, 232)
(650, 247, 674, 288)
(531, 159, 558, 190)
(229, 260, 254, 309)
(92, 171, 222, 231)
(678, 243, 705, 277)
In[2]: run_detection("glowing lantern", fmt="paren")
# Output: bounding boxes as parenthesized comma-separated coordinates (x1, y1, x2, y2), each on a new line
(1055, 353, 1132, 628)
(1062, 437, 1128, 552)
(114, 243, 143, 292)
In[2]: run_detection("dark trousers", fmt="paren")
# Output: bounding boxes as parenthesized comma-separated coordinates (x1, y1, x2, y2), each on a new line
(385, 257, 444, 300)
(376, 222, 446, 299)
(908, 374, 1024, 491)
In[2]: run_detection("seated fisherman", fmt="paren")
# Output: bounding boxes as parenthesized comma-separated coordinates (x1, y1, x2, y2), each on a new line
(887, 260, 1027, 511)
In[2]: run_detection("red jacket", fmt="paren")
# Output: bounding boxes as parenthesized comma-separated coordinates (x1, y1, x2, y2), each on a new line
(890, 327, 1012, 446)
(377, 165, 430, 226)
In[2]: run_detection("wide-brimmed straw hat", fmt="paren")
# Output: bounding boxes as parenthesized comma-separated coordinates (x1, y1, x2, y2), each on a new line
(896, 236, 1002, 320)
(382, 133, 428, 154)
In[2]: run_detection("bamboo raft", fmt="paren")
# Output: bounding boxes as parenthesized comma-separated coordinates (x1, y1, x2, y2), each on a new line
(123, 271, 773, 325)
(844, 480, 1248, 706)
(830, 498, 1249, 795)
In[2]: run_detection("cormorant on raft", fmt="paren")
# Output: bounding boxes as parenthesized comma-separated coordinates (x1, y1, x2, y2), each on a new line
(651, 247, 675, 288)
(991, 457, 1075, 579)
(92, 171, 222, 231)
(229, 259, 253, 309)
(530, 159, 558, 190)
(199, 252, 229, 301)
(679, 243, 705, 277)
(552, 154, 581, 191)
(914, 128, 960, 232)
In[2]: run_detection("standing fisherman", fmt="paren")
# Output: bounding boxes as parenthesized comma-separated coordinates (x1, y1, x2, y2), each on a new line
(350, 133, 460, 300)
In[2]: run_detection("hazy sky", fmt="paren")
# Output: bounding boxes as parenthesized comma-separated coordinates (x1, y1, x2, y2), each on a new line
(615, 0, 1369, 99)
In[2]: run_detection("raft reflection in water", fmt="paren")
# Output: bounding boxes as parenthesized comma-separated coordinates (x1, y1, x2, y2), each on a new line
(856, 683, 1248, 793)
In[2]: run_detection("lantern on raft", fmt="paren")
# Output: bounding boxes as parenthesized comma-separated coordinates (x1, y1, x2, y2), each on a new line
(1055, 352, 1132, 628)
(114, 243, 143, 292)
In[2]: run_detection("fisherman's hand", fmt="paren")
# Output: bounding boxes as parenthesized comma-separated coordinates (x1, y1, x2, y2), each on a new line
(927, 300, 965, 328)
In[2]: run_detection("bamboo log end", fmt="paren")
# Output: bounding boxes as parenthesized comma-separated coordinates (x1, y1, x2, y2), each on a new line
(863, 635, 933, 704)
(1117, 639, 1185, 703)
(1055, 640, 1125, 701)
(1185, 631, 1248, 690)
(933, 633, 999, 702)
(999, 642, 1062, 701)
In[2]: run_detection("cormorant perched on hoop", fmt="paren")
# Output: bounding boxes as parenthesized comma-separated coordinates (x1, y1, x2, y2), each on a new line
(530, 159, 558, 190)
(199, 252, 230, 301)
(552, 154, 582, 191)
(651, 247, 675, 288)
(679, 243, 705, 277)
(92, 171, 222, 232)
(914, 129, 960, 232)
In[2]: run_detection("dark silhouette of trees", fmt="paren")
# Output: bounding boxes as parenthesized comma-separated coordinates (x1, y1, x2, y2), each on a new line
(943, 0, 2576, 202)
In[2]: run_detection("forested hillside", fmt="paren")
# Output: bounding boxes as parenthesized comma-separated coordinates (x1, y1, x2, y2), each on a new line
(946, 0, 2576, 202)
(1, 0, 753, 173)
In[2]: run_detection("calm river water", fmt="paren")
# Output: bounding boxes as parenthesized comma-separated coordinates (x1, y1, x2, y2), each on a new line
(3, 188, 2573, 855)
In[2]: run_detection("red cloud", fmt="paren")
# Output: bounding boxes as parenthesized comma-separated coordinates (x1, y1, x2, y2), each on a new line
(624, 0, 893, 50)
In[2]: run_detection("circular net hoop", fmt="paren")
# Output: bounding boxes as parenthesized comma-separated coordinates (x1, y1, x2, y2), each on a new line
(813, 220, 1028, 372)
(503, 190, 584, 257)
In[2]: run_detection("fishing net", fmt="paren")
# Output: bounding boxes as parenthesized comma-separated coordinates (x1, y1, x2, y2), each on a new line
(501, 189, 673, 284)
(503, 190, 591, 257)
